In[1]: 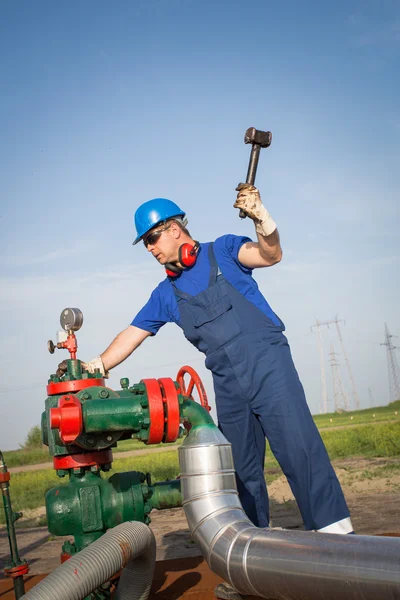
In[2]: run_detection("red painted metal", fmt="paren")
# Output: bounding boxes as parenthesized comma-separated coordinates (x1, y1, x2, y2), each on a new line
(60, 552, 71, 564)
(47, 378, 105, 396)
(53, 449, 113, 470)
(4, 563, 29, 578)
(0, 472, 10, 483)
(158, 378, 180, 443)
(176, 366, 211, 412)
(57, 332, 78, 359)
(141, 379, 165, 444)
(49, 395, 83, 444)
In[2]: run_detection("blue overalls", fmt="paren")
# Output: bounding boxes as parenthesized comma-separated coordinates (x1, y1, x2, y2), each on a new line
(172, 244, 350, 530)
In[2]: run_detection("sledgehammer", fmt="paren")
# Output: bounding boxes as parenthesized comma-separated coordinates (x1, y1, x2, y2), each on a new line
(239, 127, 272, 219)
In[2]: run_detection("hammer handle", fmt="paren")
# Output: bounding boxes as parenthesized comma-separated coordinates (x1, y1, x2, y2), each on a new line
(246, 144, 261, 186)
(239, 145, 261, 219)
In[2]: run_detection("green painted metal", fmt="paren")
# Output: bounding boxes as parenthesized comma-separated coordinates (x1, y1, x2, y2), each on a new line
(82, 397, 148, 433)
(43, 386, 151, 457)
(0, 451, 27, 599)
(47, 359, 101, 384)
(46, 469, 182, 552)
(182, 398, 214, 427)
(149, 480, 182, 510)
(42, 365, 193, 459)
(67, 359, 83, 380)
(41, 362, 196, 596)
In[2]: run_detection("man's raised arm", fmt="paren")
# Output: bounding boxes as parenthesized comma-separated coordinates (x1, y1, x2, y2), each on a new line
(234, 183, 282, 269)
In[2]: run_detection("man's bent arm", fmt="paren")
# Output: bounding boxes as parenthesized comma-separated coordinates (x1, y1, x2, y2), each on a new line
(101, 326, 152, 371)
(238, 230, 282, 269)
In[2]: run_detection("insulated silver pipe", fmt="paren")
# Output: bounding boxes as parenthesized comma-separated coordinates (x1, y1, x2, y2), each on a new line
(178, 424, 400, 600)
(21, 521, 156, 600)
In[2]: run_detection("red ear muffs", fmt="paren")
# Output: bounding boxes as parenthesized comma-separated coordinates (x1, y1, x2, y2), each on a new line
(178, 241, 199, 268)
(165, 263, 182, 277)
(165, 241, 200, 277)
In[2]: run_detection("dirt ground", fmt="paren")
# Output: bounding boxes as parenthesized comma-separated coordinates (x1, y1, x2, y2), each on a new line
(1, 456, 400, 579)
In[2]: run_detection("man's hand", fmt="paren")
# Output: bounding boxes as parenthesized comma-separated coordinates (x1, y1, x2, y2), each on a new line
(233, 183, 277, 237)
(56, 360, 68, 378)
(83, 356, 109, 379)
(55, 356, 109, 379)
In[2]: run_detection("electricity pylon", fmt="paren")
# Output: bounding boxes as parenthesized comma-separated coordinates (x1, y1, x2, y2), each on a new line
(333, 316, 360, 410)
(311, 319, 328, 413)
(381, 323, 400, 403)
(368, 386, 375, 408)
(311, 316, 360, 411)
(329, 344, 349, 412)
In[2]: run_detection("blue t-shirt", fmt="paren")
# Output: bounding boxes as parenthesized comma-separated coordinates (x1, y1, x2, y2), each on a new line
(131, 234, 281, 334)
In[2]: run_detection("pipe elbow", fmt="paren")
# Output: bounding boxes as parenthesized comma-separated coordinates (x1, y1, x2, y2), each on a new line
(178, 424, 400, 600)
(182, 398, 214, 427)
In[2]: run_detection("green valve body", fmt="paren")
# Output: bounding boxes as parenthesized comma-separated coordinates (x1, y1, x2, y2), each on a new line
(46, 469, 183, 553)
(42, 359, 187, 555)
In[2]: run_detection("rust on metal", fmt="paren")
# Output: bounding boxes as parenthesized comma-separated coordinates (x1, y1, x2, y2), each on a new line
(118, 540, 131, 568)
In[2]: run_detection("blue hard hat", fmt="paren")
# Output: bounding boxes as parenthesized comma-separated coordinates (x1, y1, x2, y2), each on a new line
(133, 198, 186, 245)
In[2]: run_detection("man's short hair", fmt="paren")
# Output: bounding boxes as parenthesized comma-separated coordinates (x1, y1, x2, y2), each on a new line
(169, 217, 191, 237)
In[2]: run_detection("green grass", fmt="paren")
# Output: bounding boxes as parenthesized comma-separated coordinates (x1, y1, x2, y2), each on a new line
(3, 447, 50, 468)
(0, 449, 186, 525)
(2, 437, 184, 468)
(320, 421, 400, 459)
(2, 421, 399, 526)
(4, 402, 399, 469)
(313, 400, 400, 429)
(357, 462, 400, 481)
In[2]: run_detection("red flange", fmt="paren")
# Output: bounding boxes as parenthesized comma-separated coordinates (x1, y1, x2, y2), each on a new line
(50, 395, 83, 444)
(4, 563, 29, 578)
(53, 449, 113, 470)
(176, 365, 211, 412)
(158, 378, 180, 443)
(47, 378, 105, 396)
(141, 379, 164, 444)
(0, 472, 10, 483)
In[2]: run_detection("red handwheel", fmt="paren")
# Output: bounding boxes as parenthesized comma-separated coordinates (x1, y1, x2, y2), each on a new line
(176, 366, 211, 413)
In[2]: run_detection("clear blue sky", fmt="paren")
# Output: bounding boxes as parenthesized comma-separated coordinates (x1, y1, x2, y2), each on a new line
(1, 0, 399, 449)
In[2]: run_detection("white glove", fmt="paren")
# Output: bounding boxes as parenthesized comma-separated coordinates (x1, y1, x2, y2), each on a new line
(233, 183, 277, 237)
(84, 356, 109, 379)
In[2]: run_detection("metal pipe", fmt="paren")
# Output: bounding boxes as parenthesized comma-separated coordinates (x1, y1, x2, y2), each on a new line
(178, 424, 400, 600)
(0, 451, 28, 599)
(21, 521, 156, 600)
(182, 398, 214, 427)
(150, 480, 182, 510)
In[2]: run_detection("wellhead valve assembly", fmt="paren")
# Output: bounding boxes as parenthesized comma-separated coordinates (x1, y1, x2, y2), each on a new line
(42, 308, 211, 567)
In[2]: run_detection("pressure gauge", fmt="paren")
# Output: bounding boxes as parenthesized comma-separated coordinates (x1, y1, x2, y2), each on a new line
(60, 308, 83, 332)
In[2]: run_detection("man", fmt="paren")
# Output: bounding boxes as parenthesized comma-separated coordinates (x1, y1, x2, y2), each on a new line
(58, 184, 353, 598)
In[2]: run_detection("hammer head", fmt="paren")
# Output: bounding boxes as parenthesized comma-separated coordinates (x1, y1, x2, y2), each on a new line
(244, 127, 272, 148)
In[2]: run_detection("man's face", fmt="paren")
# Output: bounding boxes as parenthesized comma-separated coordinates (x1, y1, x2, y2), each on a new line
(143, 222, 179, 264)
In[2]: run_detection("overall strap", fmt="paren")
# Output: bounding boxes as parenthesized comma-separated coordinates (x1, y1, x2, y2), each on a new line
(172, 285, 193, 301)
(208, 243, 219, 286)
(172, 242, 220, 300)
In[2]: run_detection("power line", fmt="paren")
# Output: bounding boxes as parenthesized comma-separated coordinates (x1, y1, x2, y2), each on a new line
(381, 323, 400, 403)
(329, 343, 349, 412)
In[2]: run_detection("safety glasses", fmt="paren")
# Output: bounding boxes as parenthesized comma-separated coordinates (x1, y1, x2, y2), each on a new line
(143, 222, 172, 248)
